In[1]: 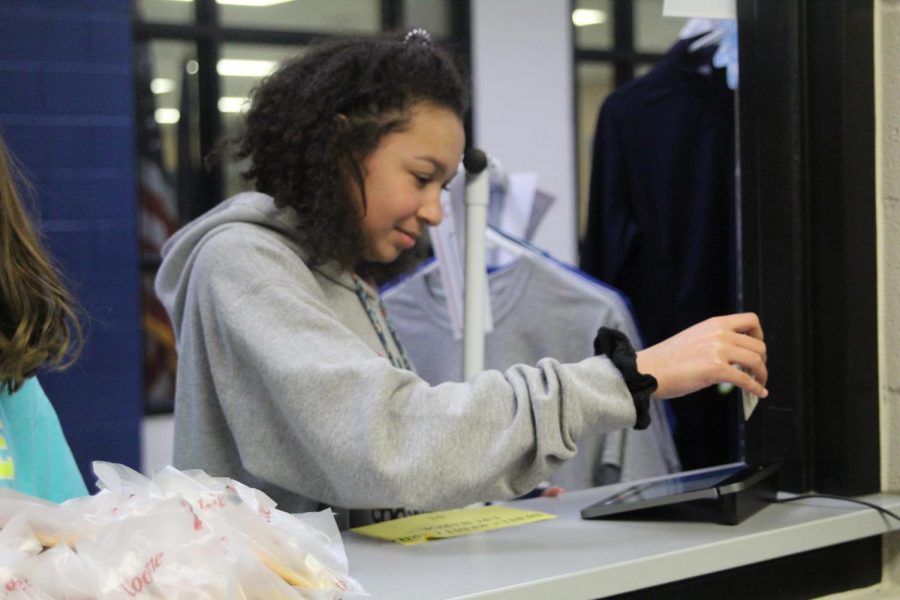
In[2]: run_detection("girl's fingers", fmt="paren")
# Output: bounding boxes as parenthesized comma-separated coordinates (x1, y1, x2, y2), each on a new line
(718, 347, 768, 395)
(718, 364, 768, 398)
(724, 330, 767, 362)
(721, 312, 764, 341)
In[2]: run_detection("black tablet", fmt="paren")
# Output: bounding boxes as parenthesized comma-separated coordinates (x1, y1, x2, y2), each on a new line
(580, 461, 780, 525)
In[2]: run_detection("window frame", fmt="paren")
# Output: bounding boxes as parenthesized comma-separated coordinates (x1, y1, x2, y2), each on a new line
(738, 0, 879, 496)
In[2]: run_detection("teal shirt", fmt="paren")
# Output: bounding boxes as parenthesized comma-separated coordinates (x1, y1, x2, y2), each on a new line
(0, 378, 88, 502)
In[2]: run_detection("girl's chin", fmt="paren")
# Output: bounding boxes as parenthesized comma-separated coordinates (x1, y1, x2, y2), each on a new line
(361, 248, 401, 264)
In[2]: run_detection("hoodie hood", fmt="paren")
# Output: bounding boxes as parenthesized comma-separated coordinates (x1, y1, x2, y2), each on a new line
(155, 192, 308, 338)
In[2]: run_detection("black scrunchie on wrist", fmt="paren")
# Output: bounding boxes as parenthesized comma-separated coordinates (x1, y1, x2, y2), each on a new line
(593, 327, 657, 430)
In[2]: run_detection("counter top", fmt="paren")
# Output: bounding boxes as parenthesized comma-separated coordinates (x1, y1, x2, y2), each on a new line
(342, 476, 900, 599)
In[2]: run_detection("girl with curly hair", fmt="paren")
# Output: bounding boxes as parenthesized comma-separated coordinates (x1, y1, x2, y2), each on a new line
(0, 132, 87, 502)
(155, 30, 767, 528)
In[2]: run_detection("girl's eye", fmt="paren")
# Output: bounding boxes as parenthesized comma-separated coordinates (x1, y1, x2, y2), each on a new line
(414, 175, 431, 187)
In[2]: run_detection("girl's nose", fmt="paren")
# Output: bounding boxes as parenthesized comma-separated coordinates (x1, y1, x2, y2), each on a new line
(417, 190, 443, 226)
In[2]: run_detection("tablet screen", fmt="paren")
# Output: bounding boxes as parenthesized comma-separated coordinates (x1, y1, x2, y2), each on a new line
(581, 462, 747, 518)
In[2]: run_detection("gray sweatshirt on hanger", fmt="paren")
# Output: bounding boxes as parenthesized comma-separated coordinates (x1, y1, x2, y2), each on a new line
(382, 256, 681, 489)
(155, 192, 639, 527)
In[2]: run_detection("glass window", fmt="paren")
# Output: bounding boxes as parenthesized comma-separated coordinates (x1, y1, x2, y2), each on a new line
(220, 0, 380, 33)
(634, 0, 688, 52)
(217, 43, 308, 198)
(135, 38, 197, 413)
(135, 0, 195, 24)
(573, 0, 613, 50)
(136, 39, 197, 204)
(403, 0, 451, 39)
(575, 62, 614, 236)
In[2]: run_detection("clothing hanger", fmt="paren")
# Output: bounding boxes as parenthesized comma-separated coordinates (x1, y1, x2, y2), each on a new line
(410, 225, 527, 279)
(688, 27, 724, 52)
(680, 16, 727, 53)
(485, 226, 534, 259)
(679, 18, 717, 40)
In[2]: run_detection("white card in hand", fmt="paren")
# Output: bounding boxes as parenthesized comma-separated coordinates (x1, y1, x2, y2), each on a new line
(742, 389, 759, 420)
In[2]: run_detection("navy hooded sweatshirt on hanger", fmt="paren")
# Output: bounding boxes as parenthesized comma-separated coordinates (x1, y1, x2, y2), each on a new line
(580, 36, 738, 470)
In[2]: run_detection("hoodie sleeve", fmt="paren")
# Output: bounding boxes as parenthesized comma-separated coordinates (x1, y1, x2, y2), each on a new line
(175, 226, 637, 511)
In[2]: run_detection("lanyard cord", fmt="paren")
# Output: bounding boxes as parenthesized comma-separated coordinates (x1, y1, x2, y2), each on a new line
(352, 275, 413, 371)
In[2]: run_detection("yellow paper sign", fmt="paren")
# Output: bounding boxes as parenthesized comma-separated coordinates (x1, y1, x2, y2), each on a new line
(350, 505, 557, 545)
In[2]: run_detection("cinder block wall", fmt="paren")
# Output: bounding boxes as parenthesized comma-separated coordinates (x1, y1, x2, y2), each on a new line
(879, 0, 900, 589)
(0, 0, 142, 488)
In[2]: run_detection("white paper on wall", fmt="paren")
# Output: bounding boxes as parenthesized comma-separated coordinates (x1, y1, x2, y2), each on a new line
(663, 0, 735, 19)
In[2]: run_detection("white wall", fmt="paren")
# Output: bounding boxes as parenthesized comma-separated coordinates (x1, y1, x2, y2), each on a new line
(141, 413, 174, 475)
(471, 0, 578, 264)
(877, 0, 900, 591)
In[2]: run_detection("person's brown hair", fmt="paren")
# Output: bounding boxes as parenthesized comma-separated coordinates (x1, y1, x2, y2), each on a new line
(0, 134, 83, 393)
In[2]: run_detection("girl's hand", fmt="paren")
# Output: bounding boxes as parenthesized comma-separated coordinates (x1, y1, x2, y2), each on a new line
(636, 312, 768, 400)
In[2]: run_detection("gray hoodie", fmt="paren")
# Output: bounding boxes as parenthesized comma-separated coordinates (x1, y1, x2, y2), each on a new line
(155, 192, 637, 526)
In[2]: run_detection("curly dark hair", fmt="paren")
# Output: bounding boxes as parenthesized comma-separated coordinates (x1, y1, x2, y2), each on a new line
(216, 31, 469, 272)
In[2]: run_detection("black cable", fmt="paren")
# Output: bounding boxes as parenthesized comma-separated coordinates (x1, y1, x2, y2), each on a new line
(772, 493, 900, 524)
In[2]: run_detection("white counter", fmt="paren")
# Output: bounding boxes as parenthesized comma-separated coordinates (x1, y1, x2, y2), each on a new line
(342, 480, 900, 599)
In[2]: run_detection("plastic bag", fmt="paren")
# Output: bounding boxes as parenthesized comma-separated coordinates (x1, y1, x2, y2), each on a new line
(0, 463, 367, 599)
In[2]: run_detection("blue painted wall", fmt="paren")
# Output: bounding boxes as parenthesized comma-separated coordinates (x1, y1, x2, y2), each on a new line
(0, 0, 142, 489)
